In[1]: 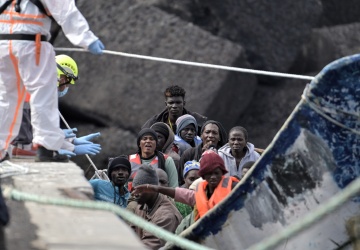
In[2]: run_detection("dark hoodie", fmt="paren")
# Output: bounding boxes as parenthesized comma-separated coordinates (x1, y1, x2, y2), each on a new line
(177, 120, 227, 184)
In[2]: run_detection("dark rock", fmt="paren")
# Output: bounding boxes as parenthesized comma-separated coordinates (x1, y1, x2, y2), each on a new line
(55, 0, 257, 138)
(318, 0, 360, 27)
(139, 0, 323, 74)
(291, 23, 360, 74)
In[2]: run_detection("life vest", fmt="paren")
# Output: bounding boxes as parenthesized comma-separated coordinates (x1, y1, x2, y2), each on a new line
(127, 153, 168, 191)
(194, 176, 238, 221)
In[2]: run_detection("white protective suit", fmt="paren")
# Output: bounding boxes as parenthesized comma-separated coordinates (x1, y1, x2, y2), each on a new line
(0, 0, 98, 159)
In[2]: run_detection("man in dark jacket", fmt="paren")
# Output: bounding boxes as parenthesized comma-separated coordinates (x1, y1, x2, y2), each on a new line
(142, 85, 207, 136)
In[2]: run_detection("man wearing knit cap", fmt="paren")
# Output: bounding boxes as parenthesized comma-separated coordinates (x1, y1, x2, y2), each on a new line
(142, 85, 207, 136)
(89, 156, 131, 208)
(131, 165, 182, 250)
(174, 114, 202, 157)
(128, 128, 178, 189)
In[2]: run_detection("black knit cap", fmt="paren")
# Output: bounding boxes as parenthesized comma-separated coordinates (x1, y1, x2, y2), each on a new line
(107, 155, 131, 179)
(151, 122, 169, 139)
(200, 120, 228, 148)
(137, 128, 158, 152)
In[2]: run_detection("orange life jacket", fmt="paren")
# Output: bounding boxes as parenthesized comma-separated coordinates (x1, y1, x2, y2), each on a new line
(194, 176, 238, 221)
(127, 153, 168, 191)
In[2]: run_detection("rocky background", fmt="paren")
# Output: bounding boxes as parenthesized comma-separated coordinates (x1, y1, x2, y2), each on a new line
(53, 0, 360, 178)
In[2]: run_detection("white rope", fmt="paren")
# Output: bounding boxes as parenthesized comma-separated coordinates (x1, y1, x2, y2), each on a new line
(58, 111, 109, 181)
(54, 48, 315, 81)
(247, 176, 360, 250)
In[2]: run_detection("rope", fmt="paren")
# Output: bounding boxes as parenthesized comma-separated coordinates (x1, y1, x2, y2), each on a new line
(247, 176, 360, 250)
(54, 48, 315, 81)
(2, 187, 214, 250)
(301, 87, 360, 136)
(58, 111, 109, 181)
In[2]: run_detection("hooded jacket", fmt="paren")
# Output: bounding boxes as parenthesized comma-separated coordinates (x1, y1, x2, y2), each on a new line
(218, 142, 260, 177)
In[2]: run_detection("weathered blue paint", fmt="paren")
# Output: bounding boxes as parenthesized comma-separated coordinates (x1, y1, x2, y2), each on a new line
(167, 54, 360, 249)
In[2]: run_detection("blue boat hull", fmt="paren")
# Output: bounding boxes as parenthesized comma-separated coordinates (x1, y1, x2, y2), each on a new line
(172, 54, 360, 249)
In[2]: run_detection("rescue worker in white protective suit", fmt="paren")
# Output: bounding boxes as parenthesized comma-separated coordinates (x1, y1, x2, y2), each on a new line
(0, 0, 105, 162)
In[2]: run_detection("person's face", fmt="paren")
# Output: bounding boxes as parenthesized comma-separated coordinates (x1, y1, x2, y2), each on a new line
(201, 124, 220, 146)
(241, 167, 250, 179)
(157, 170, 169, 187)
(165, 96, 185, 118)
(203, 168, 223, 191)
(139, 135, 156, 156)
(134, 191, 153, 205)
(111, 166, 130, 186)
(155, 132, 166, 151)
(180, 124, 196, 143)
(184, 169, 199, 188)
(229, 130, 247, 153)
(58, 74, 71, 91)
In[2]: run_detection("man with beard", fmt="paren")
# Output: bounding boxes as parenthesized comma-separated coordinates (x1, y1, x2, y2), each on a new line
(90, 156, 131, 208)
(131, 165, 182, 250)
(142, 85, 207, 136)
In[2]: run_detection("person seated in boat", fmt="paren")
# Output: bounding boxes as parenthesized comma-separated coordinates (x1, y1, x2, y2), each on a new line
(89, 156, 131, 208)
(173, 114, 202, 156)
(150, 122, 180, 172)
(141, 85, 207, 136)
(182, 160, 200, 189)
(178, 120, 227, 185)
(132, 150, 239, 226)
(10, 55, 101, 161)
(156, 168, 169, 187)
(127, 128, 179, 190)
(130, 165, 182, 250)
(218, 126, 260, 179)
(175, 160, 200, 218)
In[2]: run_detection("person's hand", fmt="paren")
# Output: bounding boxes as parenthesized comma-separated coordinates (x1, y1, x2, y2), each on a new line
(58, 149, 76, 157)
(73, 143, 101, 155)
(88, 39, 105, 55)
(131, 184, 158, 196)
(73, 132, 101, 145)
(63, 128, 77, 139)
(201, 142, 217, 153)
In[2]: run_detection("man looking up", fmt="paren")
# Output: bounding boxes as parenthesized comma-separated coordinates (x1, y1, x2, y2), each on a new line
(90, 156, 131, 208)
(142, 85, 207, 136)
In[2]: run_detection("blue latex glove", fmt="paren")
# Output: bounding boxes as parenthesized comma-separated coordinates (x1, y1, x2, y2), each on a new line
(63, 128, 77, 139)
(74, 143, 101, 155)
(73, 132, 101, 145)
(88, 39, 105, 55)
(58, 149, 76, 157)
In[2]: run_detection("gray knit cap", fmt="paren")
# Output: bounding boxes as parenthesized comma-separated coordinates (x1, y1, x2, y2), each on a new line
(176, 114, 198, 135)
(132, 165, 159, 187)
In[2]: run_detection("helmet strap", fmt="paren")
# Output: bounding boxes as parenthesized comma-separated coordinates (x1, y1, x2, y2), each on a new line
(56, 63, 78, 82)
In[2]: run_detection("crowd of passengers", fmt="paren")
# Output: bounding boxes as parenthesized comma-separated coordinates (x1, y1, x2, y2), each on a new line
(90, 85, 262, 249)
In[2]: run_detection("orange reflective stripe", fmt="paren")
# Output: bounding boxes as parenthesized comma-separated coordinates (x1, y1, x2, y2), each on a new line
(25, 92, 31, 102)
(3, 10, 47, 19)
(0, 19, 43, 26)
(194, 176, 236, 221)
(35, 33, 41, 65)
(4, 43, 26, 151)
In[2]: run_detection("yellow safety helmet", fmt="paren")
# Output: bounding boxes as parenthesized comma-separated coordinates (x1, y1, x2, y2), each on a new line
(55, 54, 78, 85)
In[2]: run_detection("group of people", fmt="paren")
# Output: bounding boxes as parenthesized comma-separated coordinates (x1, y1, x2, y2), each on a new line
(91, 85, 262, 249)
(0, 1, 261, 248)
